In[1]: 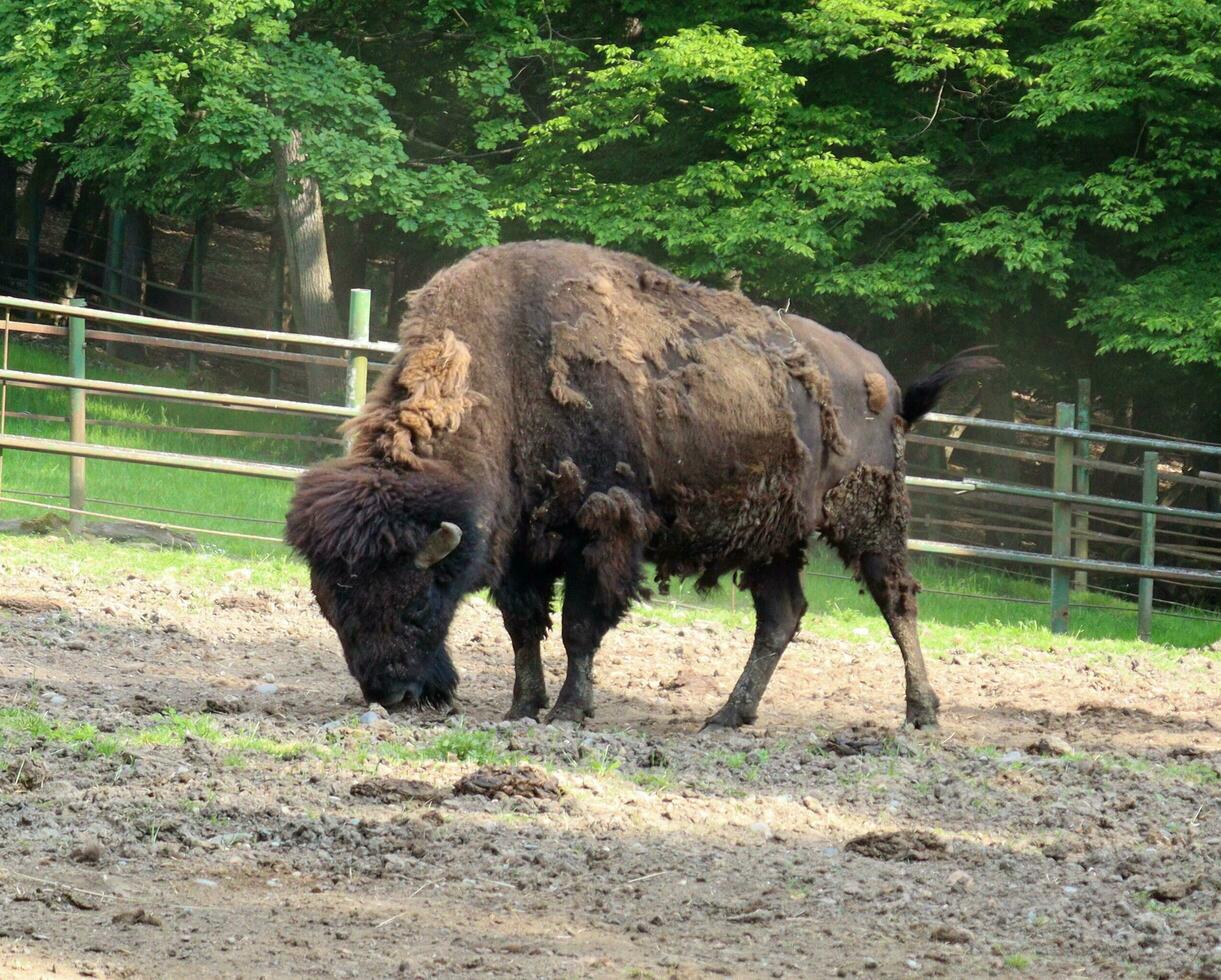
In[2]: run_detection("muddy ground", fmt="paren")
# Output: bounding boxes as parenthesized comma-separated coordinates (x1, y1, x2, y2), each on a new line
(0, 561, 1218, 979)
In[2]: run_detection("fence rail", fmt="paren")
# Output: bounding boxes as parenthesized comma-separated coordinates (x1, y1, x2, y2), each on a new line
(0, 292, 1217, 641)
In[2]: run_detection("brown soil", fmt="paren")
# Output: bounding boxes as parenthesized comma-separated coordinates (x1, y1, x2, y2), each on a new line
(0, 566, 1218, 979)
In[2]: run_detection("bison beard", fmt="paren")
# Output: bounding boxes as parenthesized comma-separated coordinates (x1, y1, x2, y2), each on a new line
(286, 241, 998, 727)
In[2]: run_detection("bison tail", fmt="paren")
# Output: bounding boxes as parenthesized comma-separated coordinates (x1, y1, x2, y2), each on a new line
(900, 347, 1003, 427)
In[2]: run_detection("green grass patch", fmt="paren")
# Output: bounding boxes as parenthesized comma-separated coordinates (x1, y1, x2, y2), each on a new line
(0, 339, 335, 558)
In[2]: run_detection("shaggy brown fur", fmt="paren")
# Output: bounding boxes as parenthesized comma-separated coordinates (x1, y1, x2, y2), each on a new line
(287, 240, 998, 729)
(343, 330, 475, 467)
(864, 372, 889, 414)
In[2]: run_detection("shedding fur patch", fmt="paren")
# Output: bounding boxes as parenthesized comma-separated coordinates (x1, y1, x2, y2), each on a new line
(344, 330, 474, 467)
(783, 345, 847, 454)
(541, 262, 846, 462)
(820, 420, 912, 577)
(576, 487, 659, 612)
(864, 372, 889, 414)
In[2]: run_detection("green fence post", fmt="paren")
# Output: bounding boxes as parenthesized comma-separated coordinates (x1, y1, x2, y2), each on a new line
(68, 298, 87, 534)
(1050, 401, 1075, 634)
(1139, 451, 1157, 642)
(1073, 378, 1091, 590)
(344, 288, 370, 451)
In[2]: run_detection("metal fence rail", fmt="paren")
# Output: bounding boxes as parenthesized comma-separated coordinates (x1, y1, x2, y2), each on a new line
(0, 293, 1217, 641)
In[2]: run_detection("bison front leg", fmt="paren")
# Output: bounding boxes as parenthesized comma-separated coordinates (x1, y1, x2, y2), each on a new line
(494, 572, 557, 721)
(704, 554, 807, 730)
(859, 551, 940, 729)
(546, 569, 625, 725)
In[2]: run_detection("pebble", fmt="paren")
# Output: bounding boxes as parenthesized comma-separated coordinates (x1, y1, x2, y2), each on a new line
(749, 821, 774, 840)
(1028, 734, 1073, 756)
(947, 870, 974, 893)
(998, 750, 1024, 764)
(1135, 912, 1167, 935)
(931, 924, 973, 945)
(48, 693, 67, 707)
(254, 683, 278, 696)
(905, 959, 921, 971)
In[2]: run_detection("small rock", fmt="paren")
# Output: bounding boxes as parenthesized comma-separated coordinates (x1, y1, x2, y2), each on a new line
(931, 924, 972, 945)
(905, 959, 921, 971)
(1134, 911, 1167, 935)
(359, 710, 391, 728)
(998, 750, 1025, 764)
(70, 840, 103, 864)
(112, 908, 162, 927)
(1042, 840, 1073, 862)
(749, 821, 774, 841)
(253, 683, 278, 696)
(1149, 879, 1198, 902)
(947, 870, 974, 894)
(366, 702, 391, 719)
(1028, 735, 1073, 757)
(47, 693, 67, 707)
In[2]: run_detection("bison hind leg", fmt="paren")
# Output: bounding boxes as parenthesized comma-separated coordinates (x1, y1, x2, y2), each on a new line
(858, 551, 940, 729)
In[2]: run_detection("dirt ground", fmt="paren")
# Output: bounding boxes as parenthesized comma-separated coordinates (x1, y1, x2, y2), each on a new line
(0, 562, 1218, 979)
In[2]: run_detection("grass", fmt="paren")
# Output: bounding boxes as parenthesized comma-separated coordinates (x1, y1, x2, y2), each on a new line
(0, 338, 333, 558)
(0, 337, 1217, 649)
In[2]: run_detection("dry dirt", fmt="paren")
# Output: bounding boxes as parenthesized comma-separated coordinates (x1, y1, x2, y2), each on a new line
(0, 563, 1218, 979)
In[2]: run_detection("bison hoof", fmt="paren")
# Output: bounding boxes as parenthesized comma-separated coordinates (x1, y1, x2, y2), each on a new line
(701, 702, 756, 731)
(905, 700, 940, 730)
(545, 700, 592, 725)
(504, 695, 549, 721)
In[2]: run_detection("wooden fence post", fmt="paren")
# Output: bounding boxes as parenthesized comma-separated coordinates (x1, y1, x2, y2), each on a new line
(344, 288, 370, 451)
(1139, 451, 1158, 641)
(1073, 378, 1091, 589)
(68, 297, 87, 534)
(1050, 401, 1075, 634)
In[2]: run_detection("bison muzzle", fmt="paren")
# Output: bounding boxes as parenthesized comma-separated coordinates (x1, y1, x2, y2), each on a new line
(286, 241, 998, 728)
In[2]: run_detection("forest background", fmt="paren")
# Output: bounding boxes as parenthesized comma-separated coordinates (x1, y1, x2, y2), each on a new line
(1, 0, 1217, 439)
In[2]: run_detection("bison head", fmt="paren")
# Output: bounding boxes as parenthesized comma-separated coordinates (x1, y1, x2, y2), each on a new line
(285, 460, 481, 709)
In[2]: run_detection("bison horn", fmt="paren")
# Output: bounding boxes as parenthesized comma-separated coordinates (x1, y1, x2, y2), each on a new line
(414, 522, 462, 569)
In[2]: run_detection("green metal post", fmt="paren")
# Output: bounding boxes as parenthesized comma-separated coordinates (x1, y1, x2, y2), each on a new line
(1073, 378, 1091, 589)
(1139, 451, 1157, 641)
(68, 298, 87, 534)
(1050, 402, 1075, 634)
(345, 288, 370, 451)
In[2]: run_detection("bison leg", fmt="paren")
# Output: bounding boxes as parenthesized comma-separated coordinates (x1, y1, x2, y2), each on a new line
(546, 569, 626, 725)
(858, 551, 940, 729)
(704, 554, 807, 730)
(494, 572, 556, 721)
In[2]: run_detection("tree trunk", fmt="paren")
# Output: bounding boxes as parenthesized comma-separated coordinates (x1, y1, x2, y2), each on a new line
(274, 129, 342, 401)
(62, 183, 106, 290)
(327, 214, 368, 326)
(176, 215, 214, 293)
(0, 154, 16, 260)
(116, 210, 153, 361)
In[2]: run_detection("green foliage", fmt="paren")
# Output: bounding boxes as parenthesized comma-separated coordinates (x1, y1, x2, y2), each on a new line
(1, 0, 1216, 378)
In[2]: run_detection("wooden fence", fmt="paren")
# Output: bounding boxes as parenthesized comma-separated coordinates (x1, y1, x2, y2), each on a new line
(0, 292, 1218, 640)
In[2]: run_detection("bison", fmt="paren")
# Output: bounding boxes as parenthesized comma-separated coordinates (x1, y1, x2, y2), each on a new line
(286, 241, 996, 729)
